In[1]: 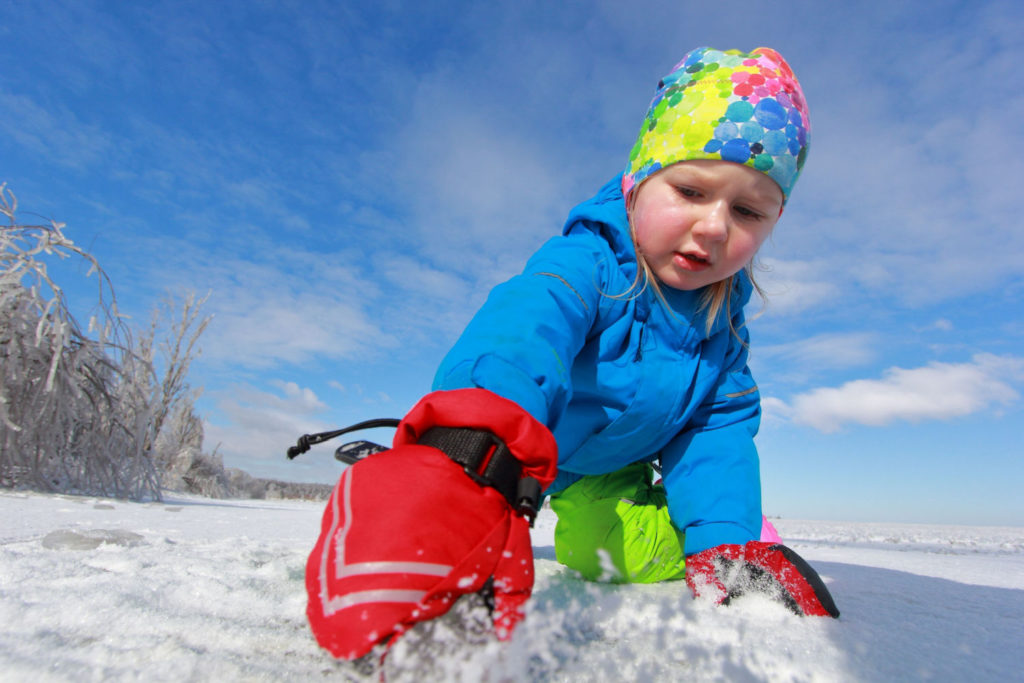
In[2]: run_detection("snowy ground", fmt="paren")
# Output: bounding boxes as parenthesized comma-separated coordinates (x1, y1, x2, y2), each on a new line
(2, 490, 1022, 682)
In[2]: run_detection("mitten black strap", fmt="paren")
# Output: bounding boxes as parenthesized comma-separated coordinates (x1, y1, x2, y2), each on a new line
(418, 426, 541, 524)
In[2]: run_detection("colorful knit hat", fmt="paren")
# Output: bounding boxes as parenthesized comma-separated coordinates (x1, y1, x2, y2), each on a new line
(623, 46, 810, 203)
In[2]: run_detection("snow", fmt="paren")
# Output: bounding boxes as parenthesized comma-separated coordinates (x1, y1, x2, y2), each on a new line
(2, 491, 1022, 682)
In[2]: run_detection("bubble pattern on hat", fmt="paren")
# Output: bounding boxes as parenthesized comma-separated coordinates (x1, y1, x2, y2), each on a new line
(623, 47, 810, 202)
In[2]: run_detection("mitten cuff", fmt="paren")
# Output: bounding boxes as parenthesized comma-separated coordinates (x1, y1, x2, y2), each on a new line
(394, 389, 558, 490)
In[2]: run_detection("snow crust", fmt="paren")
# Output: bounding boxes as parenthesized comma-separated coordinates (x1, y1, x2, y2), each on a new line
(2, 491, 1022, 681)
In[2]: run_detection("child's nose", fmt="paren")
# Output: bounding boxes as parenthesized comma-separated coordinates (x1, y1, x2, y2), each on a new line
(692, 200, 729, 241)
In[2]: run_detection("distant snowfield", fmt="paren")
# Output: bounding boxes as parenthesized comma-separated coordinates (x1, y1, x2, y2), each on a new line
(2, 491, 1022, 682)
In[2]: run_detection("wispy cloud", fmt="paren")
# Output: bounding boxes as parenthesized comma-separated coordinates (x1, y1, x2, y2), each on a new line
(783, 4, 1024, 306)
(388, 79, 572, 283)
(755, 331, 879, 384)
(203, 288, 395, 368)
(109, 228, 398, 368)
(916, 319, 955, 333)
(0, 90, 113, 170)
(770, 354, 1023, 433)
(754, 257, 841, 316)
(203, 380, 330, 474)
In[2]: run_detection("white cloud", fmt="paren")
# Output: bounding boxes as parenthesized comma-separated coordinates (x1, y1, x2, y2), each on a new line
(780, 13, 1024, 306)
(377, 31, 631, 294)
(203, 288, 394, 368)
(267, 380, 327, 413)
(754, 332, 878, 384)
(917, 319, 954, 333)
(323, 381, 394, 407)
(390, 87, 569, 283)
(774, 354, 1023, 433)
(753, 258, 839, 316)
(202, 379, 397, 481)
(203, 381, 329, 467)
(116, 233, 400, 369)
(759, 396, 793, 425)
(0, 90, 113, 169)
(374, 253, 466, 300)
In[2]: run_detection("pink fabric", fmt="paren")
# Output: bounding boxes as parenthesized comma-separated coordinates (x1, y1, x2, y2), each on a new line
(760, 515, 782, 543)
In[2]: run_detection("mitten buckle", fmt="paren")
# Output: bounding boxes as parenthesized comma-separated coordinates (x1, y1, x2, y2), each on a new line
(419, 427, 542, 526)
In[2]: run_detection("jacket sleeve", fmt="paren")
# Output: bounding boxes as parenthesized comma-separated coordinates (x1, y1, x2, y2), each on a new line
(659, 308, 763, 556)
(432, 232, 609, 429)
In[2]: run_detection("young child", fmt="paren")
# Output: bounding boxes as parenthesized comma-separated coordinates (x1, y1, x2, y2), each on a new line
(306, 46, 838, 661)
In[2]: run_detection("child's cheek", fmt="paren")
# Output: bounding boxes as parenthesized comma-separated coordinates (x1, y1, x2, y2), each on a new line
(630, 206, 651, 245)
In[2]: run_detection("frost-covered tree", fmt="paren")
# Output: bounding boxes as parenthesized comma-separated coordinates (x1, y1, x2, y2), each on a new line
(0, 184, 211, 500)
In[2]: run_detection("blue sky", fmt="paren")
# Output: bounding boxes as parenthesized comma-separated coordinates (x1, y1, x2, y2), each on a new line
(3, 0, 1022, 526)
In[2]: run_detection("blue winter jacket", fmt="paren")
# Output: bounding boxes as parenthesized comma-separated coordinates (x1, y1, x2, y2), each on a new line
(433, 175, 762, 555)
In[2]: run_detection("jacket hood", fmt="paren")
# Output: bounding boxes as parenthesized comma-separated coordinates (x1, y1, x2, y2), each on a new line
(561, 174, 636, 264)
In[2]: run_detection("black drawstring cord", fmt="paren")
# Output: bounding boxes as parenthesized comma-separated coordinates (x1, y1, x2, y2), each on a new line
(288, 419, 542, 525)
(286, 418, 400, 460)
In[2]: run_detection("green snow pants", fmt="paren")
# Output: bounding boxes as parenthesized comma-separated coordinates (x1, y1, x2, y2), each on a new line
(549, 462, 687, 583)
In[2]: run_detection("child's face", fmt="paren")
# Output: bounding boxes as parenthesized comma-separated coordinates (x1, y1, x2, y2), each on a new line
(631, 160, 783, 292)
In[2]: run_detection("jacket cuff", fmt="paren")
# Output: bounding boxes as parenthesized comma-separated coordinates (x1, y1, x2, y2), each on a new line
(434, 354, 552, 428)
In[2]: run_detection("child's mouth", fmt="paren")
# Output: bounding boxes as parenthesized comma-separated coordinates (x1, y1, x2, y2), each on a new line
(675, 252, 711, 270)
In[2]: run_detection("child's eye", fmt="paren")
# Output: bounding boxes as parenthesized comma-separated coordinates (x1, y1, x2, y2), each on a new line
(734, 205, 764, 220)
(675, 186, 700, 198)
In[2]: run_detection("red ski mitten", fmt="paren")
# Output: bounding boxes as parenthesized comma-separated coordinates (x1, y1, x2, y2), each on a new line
(686, 541, 840, 618)
(305, 389, 558, 660)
